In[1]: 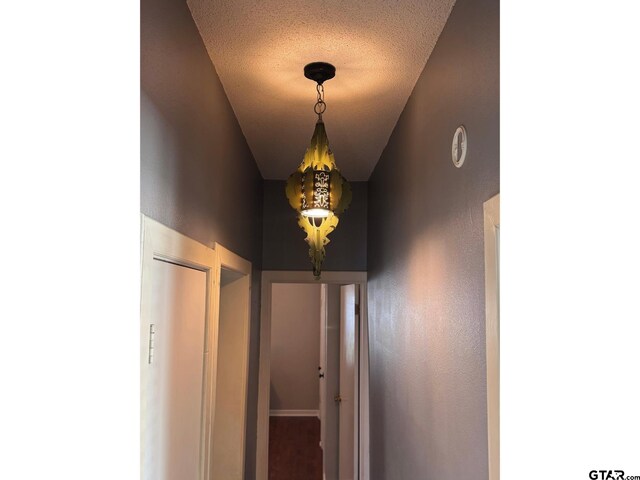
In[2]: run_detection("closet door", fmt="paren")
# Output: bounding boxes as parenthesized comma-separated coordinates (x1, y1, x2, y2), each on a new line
(143, 260, 208, 480)
(140, 216, 216, 480)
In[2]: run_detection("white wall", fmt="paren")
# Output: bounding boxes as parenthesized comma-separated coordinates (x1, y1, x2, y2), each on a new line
(270, 283, 321, 411)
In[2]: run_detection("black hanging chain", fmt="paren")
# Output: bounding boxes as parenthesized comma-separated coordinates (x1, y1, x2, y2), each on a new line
(314, 83, 326, 120)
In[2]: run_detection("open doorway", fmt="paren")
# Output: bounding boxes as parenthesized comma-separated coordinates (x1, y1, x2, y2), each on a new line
(208, 244, 252, 480)
(268, 283, 323, 479)
(256, 272, 369, 480)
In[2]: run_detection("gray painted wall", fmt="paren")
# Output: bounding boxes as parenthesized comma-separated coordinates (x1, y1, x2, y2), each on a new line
(367, 0, 499, 478)
(269, 283, 321, 411)
(140, 0, 263, 476)
(262, 180, 367, 272)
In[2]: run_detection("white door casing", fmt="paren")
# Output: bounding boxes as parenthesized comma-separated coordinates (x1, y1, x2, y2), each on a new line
(320, 285, 327, 451)
(339, 285, 359, 480)
(358, 283, 370, 480)
(210, 244, 252, 480)
(484, 194, 500, 480)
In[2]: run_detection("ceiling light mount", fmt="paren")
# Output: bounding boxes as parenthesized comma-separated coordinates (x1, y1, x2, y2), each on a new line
(304, 62, 336, 85)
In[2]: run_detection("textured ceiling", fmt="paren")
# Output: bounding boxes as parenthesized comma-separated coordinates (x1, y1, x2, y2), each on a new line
(187, 0, 456, 180)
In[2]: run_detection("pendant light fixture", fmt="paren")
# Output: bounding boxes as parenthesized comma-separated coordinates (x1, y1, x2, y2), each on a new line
(285, 62, 352, 279)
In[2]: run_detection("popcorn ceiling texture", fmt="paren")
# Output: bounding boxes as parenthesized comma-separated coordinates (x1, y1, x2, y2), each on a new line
(187, 0, 457, 180)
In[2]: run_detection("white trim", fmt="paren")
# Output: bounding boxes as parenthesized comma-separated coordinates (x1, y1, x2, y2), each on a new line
(256, 270, 369, 480)
(215, 242, 252, 276)
(269, 410, 320, 417)
(484, 194, 500, 480)
(358, 282, 370, 480)
(140, 215, 217, 480)
(256, 276, 272, 480)
(210, 243, 252, 480)
(140, 219, 253, 480)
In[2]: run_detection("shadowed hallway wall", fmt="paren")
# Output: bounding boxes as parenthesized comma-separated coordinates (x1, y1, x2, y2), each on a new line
(140, 0, 263, 476)
(366, 0, 500, 477)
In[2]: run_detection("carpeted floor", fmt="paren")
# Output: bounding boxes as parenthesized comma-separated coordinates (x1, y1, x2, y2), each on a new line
(268, 416, 323, 480)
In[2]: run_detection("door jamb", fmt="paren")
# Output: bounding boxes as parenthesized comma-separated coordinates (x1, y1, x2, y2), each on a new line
(484, 194, 500, 480)
(256, 271, 369, 480)
(210, 243, 252, 480)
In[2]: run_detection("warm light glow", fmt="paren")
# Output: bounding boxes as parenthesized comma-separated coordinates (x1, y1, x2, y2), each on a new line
(301, 208, 331, 218)
(283, 64, 352, 279)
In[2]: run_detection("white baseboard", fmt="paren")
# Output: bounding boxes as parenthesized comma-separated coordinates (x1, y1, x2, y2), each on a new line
(269, 409, 319, 417)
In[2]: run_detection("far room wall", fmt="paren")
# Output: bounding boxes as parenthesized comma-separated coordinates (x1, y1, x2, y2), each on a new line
(270, 283, 322, 412)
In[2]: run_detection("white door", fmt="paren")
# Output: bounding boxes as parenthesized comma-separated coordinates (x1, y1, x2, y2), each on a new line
(142, 259, 208, 480)
(339, 284, 359, 480)
(321, 284, 341, 479)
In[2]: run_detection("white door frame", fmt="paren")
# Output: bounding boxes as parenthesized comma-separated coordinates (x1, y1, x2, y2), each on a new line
(140, 216, 253, 480)
(484, 194, 500, 480)
(210, 242, 252, 480)
(140, 215, 217, 480)
(256, 271, 369, 480)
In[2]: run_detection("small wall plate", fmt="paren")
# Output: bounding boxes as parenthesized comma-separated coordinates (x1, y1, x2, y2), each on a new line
(452, 125, 467, 168)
